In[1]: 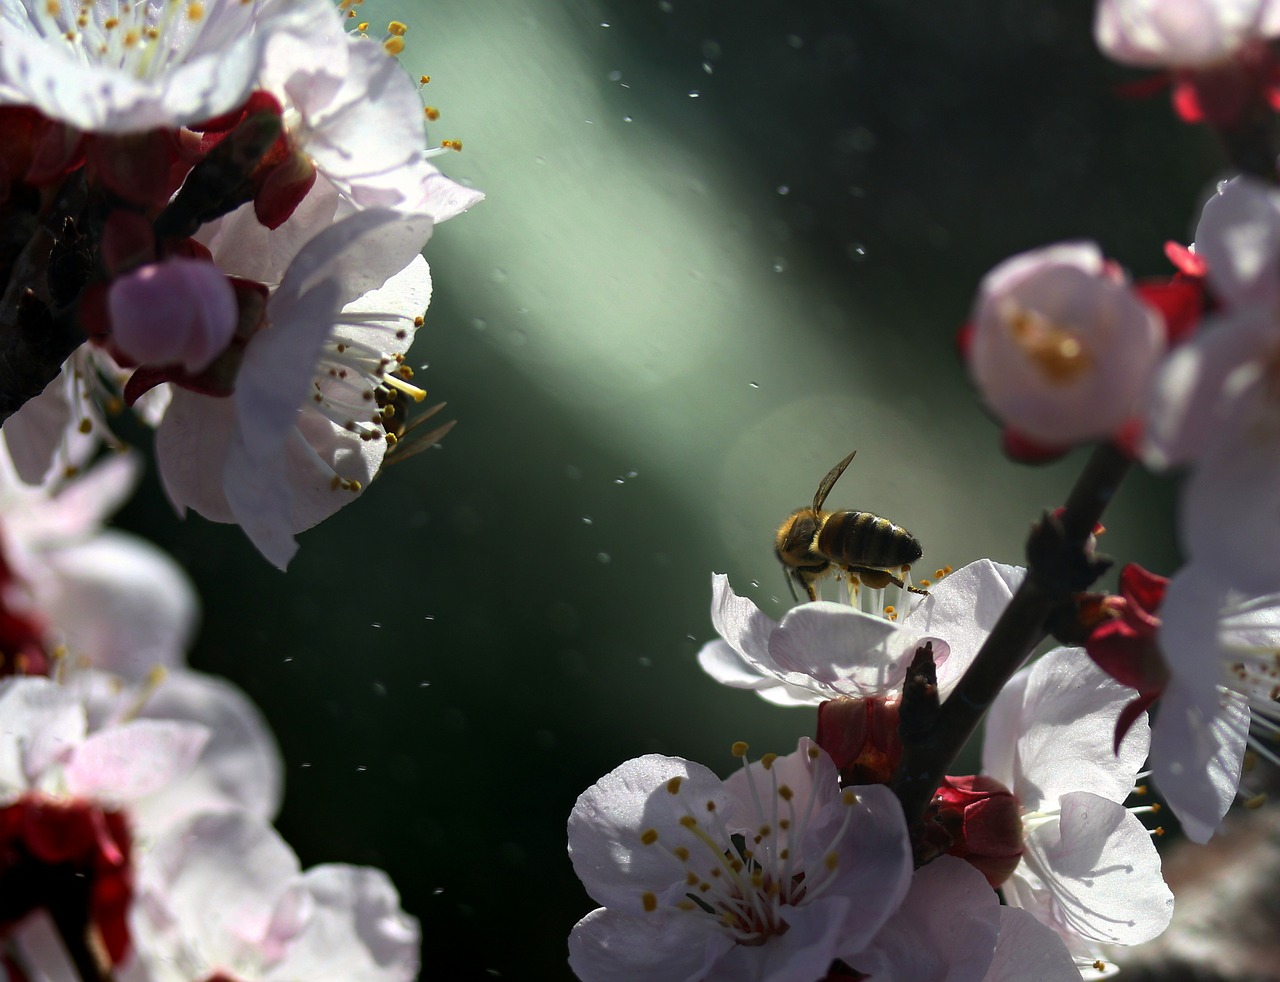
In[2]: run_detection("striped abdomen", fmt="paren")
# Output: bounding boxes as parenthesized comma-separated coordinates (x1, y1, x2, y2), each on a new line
(815, 510, 922, 570)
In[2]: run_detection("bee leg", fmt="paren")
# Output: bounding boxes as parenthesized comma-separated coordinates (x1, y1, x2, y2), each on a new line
(800, 571, 820, 603)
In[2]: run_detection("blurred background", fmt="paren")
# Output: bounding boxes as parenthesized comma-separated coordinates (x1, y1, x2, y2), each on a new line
(116, 0, 1222, 978)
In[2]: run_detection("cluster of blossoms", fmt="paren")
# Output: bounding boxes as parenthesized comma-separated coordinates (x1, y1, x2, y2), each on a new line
(0, 0, 477, 974)
(0, 0, 480, 569)
(0, 445, 419, 978)
(565, 0, 1280, 979)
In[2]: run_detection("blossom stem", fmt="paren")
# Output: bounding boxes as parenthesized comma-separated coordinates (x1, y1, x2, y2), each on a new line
(0, 175, 91, 426)
(47, 896, 115, 982)
(890, 441, 1132, 830)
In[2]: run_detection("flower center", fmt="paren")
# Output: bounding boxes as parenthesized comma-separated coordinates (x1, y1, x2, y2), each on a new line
(308, 309, 424, 489)
(638, 744, 857, 947)
(32, 0, 257, 78)
(999, 300, 1093, 383)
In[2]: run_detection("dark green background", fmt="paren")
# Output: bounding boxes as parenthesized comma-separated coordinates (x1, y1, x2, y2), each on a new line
(117, 1, 1210, 978)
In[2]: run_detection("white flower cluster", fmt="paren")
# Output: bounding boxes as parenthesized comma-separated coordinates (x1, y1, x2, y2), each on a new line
(0, 445, 417, 979)
(0, 0, 481, 569)
(0, 0, 469, 975)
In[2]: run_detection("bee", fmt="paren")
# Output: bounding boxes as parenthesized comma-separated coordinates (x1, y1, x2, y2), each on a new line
(775, 450, 926, 602)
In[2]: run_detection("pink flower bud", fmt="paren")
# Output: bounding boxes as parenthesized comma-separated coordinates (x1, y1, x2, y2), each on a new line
(924, 775, 1023, 888)
(108, 258, 237, 374)
(967, 242, 1165, 445)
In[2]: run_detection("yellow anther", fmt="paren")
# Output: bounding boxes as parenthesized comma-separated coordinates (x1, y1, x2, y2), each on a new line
(685, 871, 698, 885)
(841, 789, 858, 805)
(1245, 792, 1268, 809)
(78, 417, 92, 434)
(666, 777, 684, 794)
(413, 315, 425, 327)
(760, 752, 777, 770)
(45, 0, 60, 15)
(824, 852, 839, 870)
(186, 1, 204, 20)
(807, 746, 820, 760)
(678, 815, 696, 828)
(387, 20, 407, 35)
(641, 892, 657, 912)
(705, 800, 717, 812)
(124, 28, 139, 45)
(383, 35, 405, 55)
(441, 139, 463, 151)
(424, 106, 440, 121)
(731, 741, 749, 758)
(640, 828, 658, 845)
(672, 846, 689, 861)
(778, 785, 793, 802)
(103, 15, 118, 27)
(356, 20, 368, 30)
(419, 74, 431, 84)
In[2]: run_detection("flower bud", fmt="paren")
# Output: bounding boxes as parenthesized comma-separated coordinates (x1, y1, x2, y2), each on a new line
(108, 258, 237, 374)
(815, 696, 903, 785)
(922, 775, 1023, 888)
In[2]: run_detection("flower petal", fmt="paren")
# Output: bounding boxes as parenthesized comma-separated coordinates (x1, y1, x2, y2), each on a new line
(568, 754, 731, 912)
(1020, 792, 1173, 946)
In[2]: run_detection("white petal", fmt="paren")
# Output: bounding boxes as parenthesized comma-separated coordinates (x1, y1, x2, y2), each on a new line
(982, 907, 1080, 982)
(38, 531, 197, 679)
(155, 388, 238, 523)
(133, 811, 300, 970)
(904, 560, 1024, 695)
(0, 676, 85, 790)
(708, 574, 785, 679)
(568, 908, 731, 982)
(768, 602, 904, 697)
(259, 865, 419, 982)
(1022, 792, 1173, 946)
(128, 669, 284, 829)
(1194, 177, 1280, 308)
(1149, 683, 1248, 843)
(1181, 424, 1280, 594)
(1005, 647, 1149, 808)
(568, 754, 731, 912)
(64, 719, 209, 801)
(845, 857, 1000, 982)
(818, 783, 914, 950)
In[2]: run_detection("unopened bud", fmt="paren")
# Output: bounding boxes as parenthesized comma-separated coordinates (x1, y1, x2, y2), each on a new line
(815, 696, 902, 786)
(923, 775, 1023, 888)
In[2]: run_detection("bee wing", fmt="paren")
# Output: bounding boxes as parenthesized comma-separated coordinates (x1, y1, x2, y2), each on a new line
(813, 450, 857, 512)
(383, 402, 456, 466)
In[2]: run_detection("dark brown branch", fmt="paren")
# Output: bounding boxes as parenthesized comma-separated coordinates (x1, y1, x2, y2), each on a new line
(890, 441, 1132, 827)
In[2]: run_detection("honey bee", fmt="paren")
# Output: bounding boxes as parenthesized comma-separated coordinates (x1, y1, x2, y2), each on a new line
(775, 450, 926, 602)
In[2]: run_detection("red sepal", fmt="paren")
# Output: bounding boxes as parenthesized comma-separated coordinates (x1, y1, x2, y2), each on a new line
(1001, 427, 1070, 464)
(1135, 275, 1204, 345)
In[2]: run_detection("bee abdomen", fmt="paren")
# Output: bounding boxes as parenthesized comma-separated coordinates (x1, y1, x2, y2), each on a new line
(817, 511, 922, 570)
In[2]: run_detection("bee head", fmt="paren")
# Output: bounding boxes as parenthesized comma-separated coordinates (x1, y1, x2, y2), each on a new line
(775, 508, 826, 571)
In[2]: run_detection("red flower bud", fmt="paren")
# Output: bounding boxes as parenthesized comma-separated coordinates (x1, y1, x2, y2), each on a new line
(923, 775, 1023, 888)
(815, 696, 902, 786)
